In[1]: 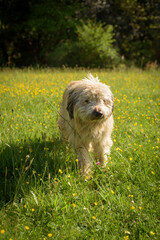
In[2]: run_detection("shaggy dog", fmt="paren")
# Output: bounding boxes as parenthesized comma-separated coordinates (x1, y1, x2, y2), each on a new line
(58, 74, 114, 174)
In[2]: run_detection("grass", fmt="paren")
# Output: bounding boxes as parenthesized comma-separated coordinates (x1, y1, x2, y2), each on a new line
(0, 68, 159, 240)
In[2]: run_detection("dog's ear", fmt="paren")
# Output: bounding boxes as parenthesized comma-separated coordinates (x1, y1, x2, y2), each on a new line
(112, 102, 114, 113)
(67, 90, 76, 119)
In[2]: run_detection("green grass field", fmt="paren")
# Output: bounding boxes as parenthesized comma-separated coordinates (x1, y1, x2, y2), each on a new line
(0, 68, 159, 240)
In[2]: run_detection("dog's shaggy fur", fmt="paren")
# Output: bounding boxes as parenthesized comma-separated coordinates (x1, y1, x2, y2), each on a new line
(58, 74, 114, 174)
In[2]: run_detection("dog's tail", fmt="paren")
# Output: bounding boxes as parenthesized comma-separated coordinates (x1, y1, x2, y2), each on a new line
(83, 73, 99, 83)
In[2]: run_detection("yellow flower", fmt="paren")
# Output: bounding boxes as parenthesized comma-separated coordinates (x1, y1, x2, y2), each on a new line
(151, 171, 155, 174)
(73, 193, 77, 197)
(131, 206, 135, 210)
(31, 208, 35, 212)
(128, 195, 133, 198)
(124, 236, 129, 240)
(72, 203, 76, 207)
(75, 159, 79, 162)
(94, 202, 98, 206)
(139, 206, 142, 210)
(150, 231, 155, 235)
(25, 226, 30, 230)
(48, 233, 52, 237)
(111, 190, 115, 194)
(0, 229, 5, 234)
(92, 216, 96, 220)
(58, 169, 63, 174)
(129, 158, 133, 161)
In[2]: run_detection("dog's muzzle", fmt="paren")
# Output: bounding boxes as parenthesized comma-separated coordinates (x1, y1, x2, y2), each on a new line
(92, 109, 104, 119)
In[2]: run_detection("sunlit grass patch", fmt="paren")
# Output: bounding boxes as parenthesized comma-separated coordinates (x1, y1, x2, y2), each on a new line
(0, 68, 159, 240)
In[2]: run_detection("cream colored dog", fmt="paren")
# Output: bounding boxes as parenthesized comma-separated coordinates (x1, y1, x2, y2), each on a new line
(58, 74, 114, 174)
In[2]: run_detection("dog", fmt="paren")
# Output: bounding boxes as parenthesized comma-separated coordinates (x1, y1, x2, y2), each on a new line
(58, 74, 114, 174)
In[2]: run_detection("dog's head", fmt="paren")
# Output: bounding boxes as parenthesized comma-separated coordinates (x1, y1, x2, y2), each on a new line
(67, 75, 114, 122)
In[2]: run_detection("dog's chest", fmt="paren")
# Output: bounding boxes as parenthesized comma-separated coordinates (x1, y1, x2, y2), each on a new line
(79, 122, 105, 141)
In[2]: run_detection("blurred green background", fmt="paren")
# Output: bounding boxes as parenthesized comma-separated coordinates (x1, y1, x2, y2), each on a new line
(0, 0, 159, 68)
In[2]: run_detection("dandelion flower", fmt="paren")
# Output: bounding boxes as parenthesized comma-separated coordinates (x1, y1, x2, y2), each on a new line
(131, 206, 135, 210)
(128, 195, 133, 198)
(25, 226, 30, 230)
(139, 206, 142, 210)
(75, 159, 78, 162)
(111, 190, 115, 194)
(92, 216, 96, 220)
(58, 169, 63, 174)
(31, 208, 35, 212)
(73, 193, 77, 197)
(124, 236, 129, 240)
(85, 176, 88, 180)
(48, 233, 52, 237)
(150, 231, 155, 235)
(72, 203, 76, 207)
(94, 202, 98, 206)
(0, 229, 5, 234)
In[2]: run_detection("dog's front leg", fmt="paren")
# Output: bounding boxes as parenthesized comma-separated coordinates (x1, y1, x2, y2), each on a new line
(94, 140, 112, 166)
(76, 146, 92, 174)
(94, 148, 108, 165)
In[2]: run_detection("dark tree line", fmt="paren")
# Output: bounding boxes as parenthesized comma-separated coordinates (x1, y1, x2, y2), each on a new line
(0, 0, 159, 67)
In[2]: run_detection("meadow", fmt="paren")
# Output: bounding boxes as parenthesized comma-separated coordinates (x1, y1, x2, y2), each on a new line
(0, 68, 159, 240)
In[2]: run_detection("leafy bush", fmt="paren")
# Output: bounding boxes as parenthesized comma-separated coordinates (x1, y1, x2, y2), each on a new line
(50, 21, 119, 68)
(76, 20, 119, 67)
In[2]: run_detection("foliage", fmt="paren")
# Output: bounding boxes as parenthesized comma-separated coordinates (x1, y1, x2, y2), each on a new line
(0, 0, 159, 67)
(0, 0, 79, 66)
(0, 69, 160, 239)
(76, 21, 119, 67)
(50, 21, 119, 67)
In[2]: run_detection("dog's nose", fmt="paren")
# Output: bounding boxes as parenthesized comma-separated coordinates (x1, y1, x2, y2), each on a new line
(93, 110, 103, 118)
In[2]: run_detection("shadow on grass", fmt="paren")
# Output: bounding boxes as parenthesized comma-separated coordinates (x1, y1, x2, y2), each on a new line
(0, 136, 75, 207)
